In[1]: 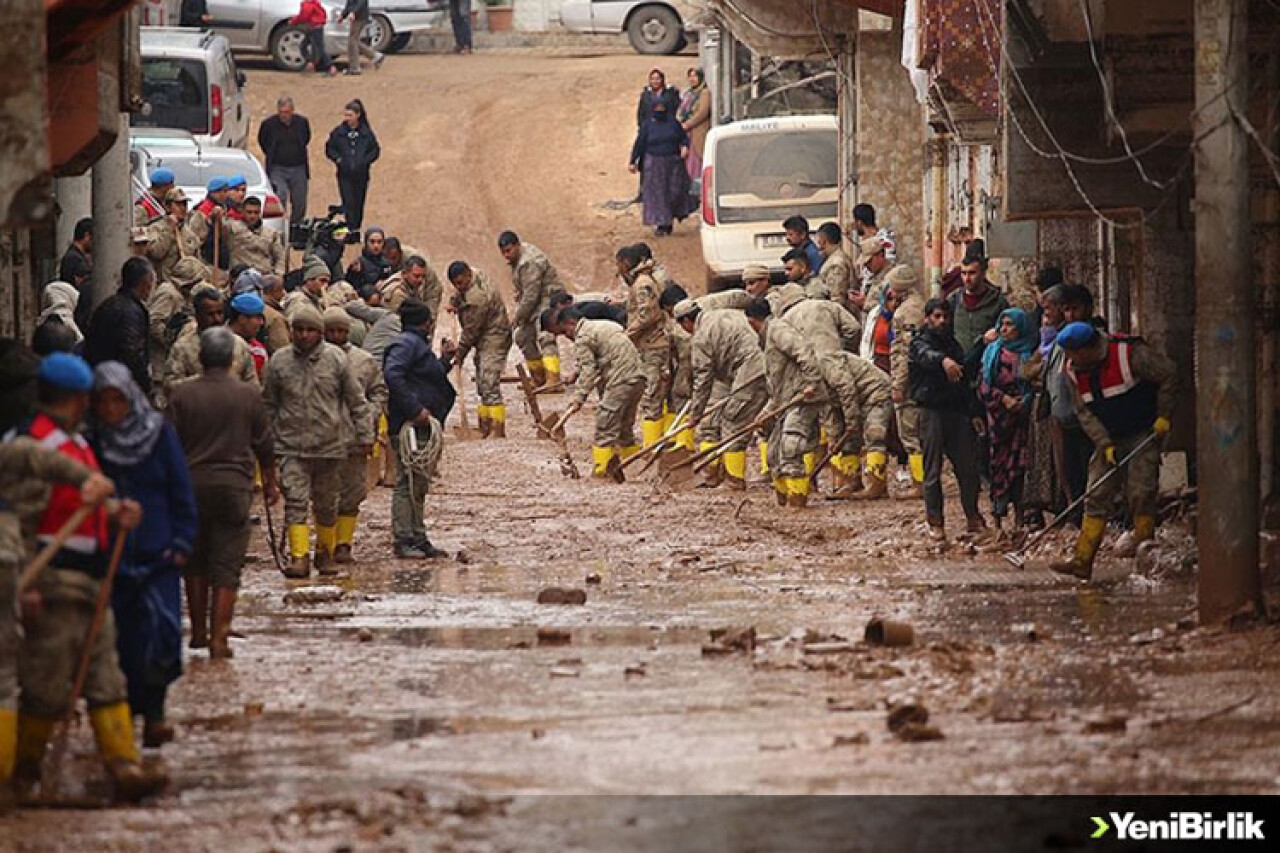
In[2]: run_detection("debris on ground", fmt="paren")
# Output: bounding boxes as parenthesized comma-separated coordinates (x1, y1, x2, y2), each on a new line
(584, 572, 603, 585)
(283, 586, 346, 606)
(832, 733, 870, 747)
(357, 627, 374, 643)
(536, 587, 588, 605)
(624, 663, 647, 679)
(702, 625, 757, 656)
(536, 628, 572, 646)
(865, 617, 914, 647)
(1083, 715, 1129, 734)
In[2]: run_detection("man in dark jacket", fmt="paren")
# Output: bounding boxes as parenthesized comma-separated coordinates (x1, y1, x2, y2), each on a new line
(257, 96, 311, 224)
(179, 0, 211, 27)
(947, 243, 1008, 364)
(84, 258, 155, 394)
(338, 0, 383, 75)
(59, 218, 94, 331)
(908, 297, 986, 542)
(382, 299, 456, 559)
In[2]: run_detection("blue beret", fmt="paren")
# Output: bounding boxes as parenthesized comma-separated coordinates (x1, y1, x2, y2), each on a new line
(207, 176, 228, 192)
(150, 167, 175, 185)
(230, 292, 265, 315)
(38, 352, 94, 392)
(1056, 321, 1098, 351)
(226, 174, 247, 188)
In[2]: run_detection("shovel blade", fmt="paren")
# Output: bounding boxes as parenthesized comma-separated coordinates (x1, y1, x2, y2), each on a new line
(539, 413, 565, 441)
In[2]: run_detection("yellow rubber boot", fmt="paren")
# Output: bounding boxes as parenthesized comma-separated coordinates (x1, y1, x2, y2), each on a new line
(542, 355, 561, 387)
(1050, 515, 1107, 580)
(315, 525, 337, 575)
(0, 709, 17, 784)
(784, 476, 810, 508)
(853, 452, 888, 500)
(91, 702, 139, 765)
(641, 419, 665, 449)
(803, 451, 817, 476)
(675, 425, 695, 451)
(334, 515, 357, 565)
(490, 404, 507, 438)
(525, 358, 548, 387)
(772, 477, 787, 506)
(374, 413, 387, 459)
(759, 441, 770, 476)
(620, 444, 640, 460)
(722, 450, 747, 490)
(286, 524, 311, 578)
(662, 410, 675, 434)
(908, 453, 925, 483)
(591, 446, 616, 477)
(14, 713, 56, 789)
(829, 454, 862, 498)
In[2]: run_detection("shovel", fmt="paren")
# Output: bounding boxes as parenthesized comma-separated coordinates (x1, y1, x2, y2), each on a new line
(687, 391, 809, 475)
(620, 401, 693, 475)
(1003, 431, 1160, 569)
(538, 406, 581, 479)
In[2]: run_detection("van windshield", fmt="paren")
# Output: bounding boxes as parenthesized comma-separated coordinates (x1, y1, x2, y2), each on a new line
(138, 59, 209, 135)
(715, 130, 838, 224)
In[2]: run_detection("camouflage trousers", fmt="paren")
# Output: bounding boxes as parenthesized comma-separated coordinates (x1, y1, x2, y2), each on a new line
(767, 402, 822, 479)
(20, 569, 128, 717)
(280, 456, 342, 527)
(637, 348, 670, 422)
(338, 451, 370, 517)
(693, 381, 730, 445)
(1, 515, 17, 714)
(896, 402, 922, 455)
(701, 378, 768, 452)
(513, 321, 559, 366)
(595, 379, 645, 449)
(1085, 430, 1161, 517)
(472, 335, 511, 407)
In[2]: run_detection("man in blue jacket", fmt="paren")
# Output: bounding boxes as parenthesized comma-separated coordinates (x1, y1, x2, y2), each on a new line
(382, 299, 456, 558)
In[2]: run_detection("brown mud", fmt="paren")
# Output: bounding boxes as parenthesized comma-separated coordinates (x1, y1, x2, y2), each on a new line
(5, 49, 1278, 852)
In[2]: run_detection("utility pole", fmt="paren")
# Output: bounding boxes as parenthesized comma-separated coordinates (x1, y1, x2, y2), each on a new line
(838, 30, 858, 245)
(1193, 0, 1261, 623)
(90, 111, 131, 311)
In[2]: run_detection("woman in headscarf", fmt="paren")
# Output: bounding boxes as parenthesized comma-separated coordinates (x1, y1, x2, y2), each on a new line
(678, 67, 711, 181)
(347, 226, 391, 290)
(979, 308, 1038, 537)
(629, 99, 693, 236)
(89, 361, 198, 747)
(324, 99, 380, 230)
(34, 281, 83, 350)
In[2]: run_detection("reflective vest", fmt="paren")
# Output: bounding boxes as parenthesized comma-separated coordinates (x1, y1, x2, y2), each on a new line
(23, 412, 109, 575)
(1069, 335, 1158, 440)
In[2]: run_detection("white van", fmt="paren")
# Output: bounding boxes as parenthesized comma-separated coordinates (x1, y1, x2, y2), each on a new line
(136, 28, 249, 150)
(699, 115, 839, 287)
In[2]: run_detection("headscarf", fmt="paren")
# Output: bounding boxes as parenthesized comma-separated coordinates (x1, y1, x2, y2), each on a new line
(981, 307, 1038, 389)
(678, 68, 706, 123)
(37, 281, 83, 342)
(91, 361, 165, 467)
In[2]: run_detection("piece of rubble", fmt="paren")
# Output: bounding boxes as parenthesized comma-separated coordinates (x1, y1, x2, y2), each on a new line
(584, 572, 603, 585)
(702, 625, 756, 656)
(886, 703, 929, 733)
(357, 627, 374, 643)
(893, 723, 944, 742)
(624, 663, 647, 679)
(832, 732, 870, 747)
(1083, 715, 1128, 734)
(536, 628, 572, 646)
(536, 587, 588, 605)
(549, 667, 580, 678)
(802, 641, 857, 655)
(283, 585, 346, 606)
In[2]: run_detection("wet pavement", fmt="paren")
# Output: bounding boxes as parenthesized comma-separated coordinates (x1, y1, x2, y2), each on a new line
(6, 404, 1279, 850)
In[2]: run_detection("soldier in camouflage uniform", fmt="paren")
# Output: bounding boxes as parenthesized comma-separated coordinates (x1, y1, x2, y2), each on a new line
(145, 188, 201, 283)
(887, 264, 928, 496)
(447, 262, 513, 438)
(545, 307, 645, 480)
(164, 286, 259, 396)
(826, 351, 894, 500)
(263, 303, 373, 578)
(147, 255, 208, 399)
(7, 353, 163, 802)
(227, 196, 287, 276)
(815, 222, 855, 310)
(745, 295, 824, 508)
(380, 256, 444, 319)
(674, 300, 768, 490)
(323, 308, 387, 565)
(617, 249, 670, 449)
(500, 232, 565, 387)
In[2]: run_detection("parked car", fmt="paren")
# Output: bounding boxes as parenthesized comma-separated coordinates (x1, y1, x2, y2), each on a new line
(202, 1, 446, 71)
(131, 139, 288, 241)
(137, 28, 250, 149)
(699, 114, 838, 287)
(556, 1, 699, 55)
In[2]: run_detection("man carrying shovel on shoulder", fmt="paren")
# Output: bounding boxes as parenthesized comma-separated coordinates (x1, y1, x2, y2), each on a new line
(1049, 321, 1178, 581)
(543, 306, 646, 481)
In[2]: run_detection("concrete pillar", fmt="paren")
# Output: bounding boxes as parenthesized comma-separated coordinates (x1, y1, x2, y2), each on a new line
(55, 175, 92, 255)
(1193, 0, 1262, 623)
(90, 112, 131, 311)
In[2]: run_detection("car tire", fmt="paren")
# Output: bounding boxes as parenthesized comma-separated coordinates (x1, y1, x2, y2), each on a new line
(627, 6, 682, 55)
(364, 15, 394, 53)
(386, 32, 413, 53)
(270, 24, 310, 72)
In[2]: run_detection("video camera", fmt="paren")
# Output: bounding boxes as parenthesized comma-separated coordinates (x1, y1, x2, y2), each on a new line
(286, 205, 362, 290)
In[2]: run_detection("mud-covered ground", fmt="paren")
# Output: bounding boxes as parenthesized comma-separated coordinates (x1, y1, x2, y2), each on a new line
(7, 48, 1280, 852)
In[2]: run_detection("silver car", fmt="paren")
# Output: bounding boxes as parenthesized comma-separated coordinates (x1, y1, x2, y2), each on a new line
(556, 1, 700, 55)
(205, 1, 447, 71)
(131, 136, 289, 241)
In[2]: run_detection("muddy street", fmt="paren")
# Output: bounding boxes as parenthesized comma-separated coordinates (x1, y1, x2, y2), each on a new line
(7, 48, 1280, 852)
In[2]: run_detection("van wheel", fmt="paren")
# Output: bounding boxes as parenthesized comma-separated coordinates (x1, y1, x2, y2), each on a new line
(627, 6, 682, 55)
(270, 25, 310, 72)
(363, 15, 394, 53)
(386, 33, 412, 53)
